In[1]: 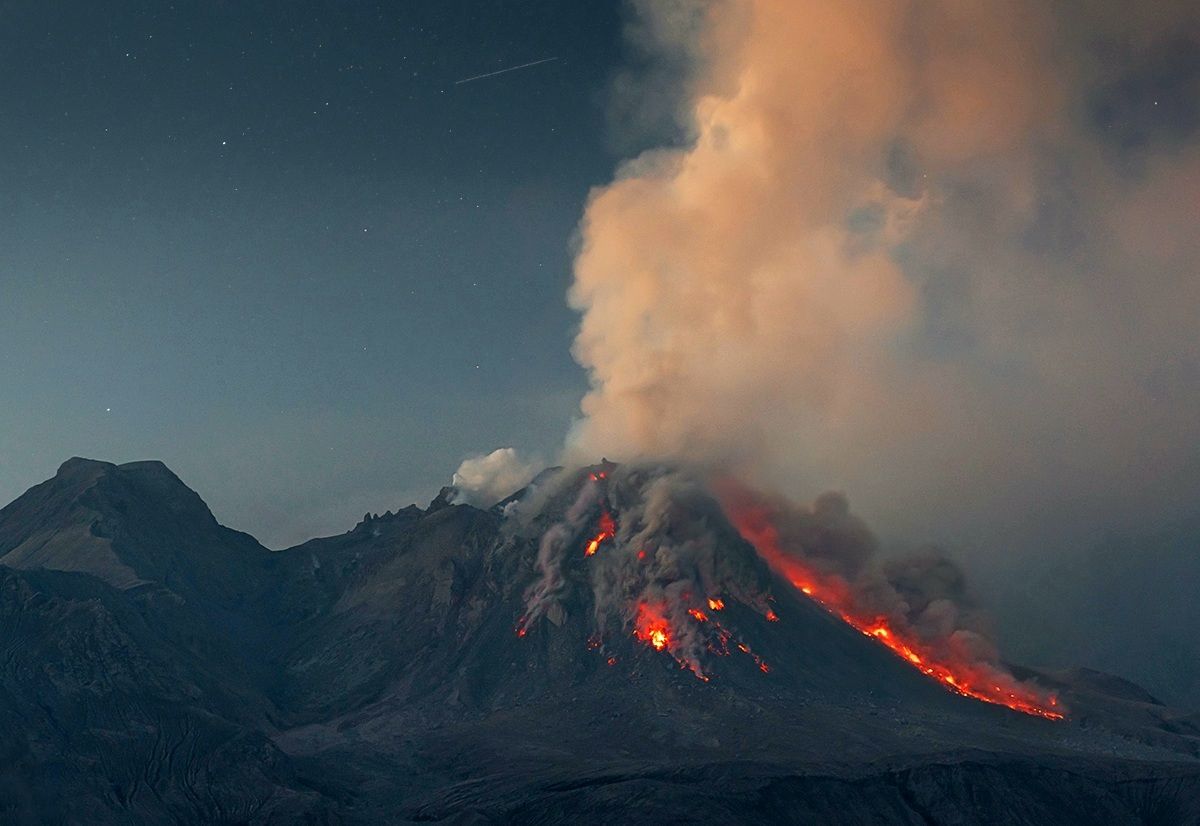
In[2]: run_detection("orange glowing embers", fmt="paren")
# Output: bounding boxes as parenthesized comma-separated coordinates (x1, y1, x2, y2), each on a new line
(687, 598, 773, 675)
(584, 510, 617, 557)
(846, 613, 1064, 717)
(526, 503, 784, 686)
(724, 500, 1064, 721)
(635, 604, 674, 651)
(630, 603, 710, 682)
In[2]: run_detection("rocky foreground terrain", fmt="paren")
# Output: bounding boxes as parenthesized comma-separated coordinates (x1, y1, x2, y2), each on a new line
(1, 458, 1199, 824)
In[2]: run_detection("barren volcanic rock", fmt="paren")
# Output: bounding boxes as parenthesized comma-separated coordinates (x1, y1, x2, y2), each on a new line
(1, 459, 1198, 824)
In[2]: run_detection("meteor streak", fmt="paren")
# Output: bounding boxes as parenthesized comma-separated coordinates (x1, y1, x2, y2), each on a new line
(454, 56, 558, 85)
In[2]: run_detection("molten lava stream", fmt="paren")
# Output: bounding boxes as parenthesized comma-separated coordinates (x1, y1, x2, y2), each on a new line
(634, 603, 673, 651)
(632, 603, 711, 681)
(584, 510, 617, 556)
(726, 507, 1063, 720)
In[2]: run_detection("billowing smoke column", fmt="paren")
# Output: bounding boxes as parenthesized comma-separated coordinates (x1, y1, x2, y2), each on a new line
(498, 0, 1199, 720)
(566, 0, 1200, 544)
(533, 0, 1200, 718)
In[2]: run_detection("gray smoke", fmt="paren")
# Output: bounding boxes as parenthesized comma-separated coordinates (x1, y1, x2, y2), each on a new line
(513, 464, 773, 675)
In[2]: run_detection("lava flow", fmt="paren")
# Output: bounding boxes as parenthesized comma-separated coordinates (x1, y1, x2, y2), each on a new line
(725, 498, 1064, 720)
(632, 602, 717, 680)
(634, 603, 673, 651)
(629, 599, 771, 679)
(584, 510, 617, 556)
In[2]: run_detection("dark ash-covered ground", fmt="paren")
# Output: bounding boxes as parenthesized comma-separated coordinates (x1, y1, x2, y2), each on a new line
(1, 458, 1198, 824)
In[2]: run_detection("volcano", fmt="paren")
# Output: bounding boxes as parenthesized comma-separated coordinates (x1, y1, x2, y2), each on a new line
(1, 458, 1199, 824)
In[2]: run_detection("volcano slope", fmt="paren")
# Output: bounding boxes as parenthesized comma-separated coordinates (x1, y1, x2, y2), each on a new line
(0, 458, 1198, 824)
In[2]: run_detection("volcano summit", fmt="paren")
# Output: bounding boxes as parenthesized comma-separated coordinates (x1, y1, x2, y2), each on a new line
(1, 458, 1198, 824)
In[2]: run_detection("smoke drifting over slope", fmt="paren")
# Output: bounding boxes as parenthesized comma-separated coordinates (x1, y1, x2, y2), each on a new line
(517, 465, 775, 677)
(567, 0, 1200, 542)
(720, 480, 1060, 717)
(509, 464, 1059, 716)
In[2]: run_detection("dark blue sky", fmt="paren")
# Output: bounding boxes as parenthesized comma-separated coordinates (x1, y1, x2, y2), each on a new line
(0, 0, 632, 546)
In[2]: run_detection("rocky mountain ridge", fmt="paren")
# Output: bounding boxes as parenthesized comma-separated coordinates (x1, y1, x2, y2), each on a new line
(1, 458, 1198, 824)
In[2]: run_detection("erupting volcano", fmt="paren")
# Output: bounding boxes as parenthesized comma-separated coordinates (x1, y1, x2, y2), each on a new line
(514, 463, 1061, 722)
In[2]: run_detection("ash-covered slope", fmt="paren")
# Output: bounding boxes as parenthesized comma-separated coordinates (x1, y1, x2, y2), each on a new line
(0, 457, 282, 610)
(1, 459, 1199, 824)
(0, 459, 329, 823)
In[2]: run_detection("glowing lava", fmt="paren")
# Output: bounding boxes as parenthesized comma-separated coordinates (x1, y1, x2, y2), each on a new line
(724, 499, 1064, 721)
(523, 490, 1052, 717)
(627, 599, 773, 680)
(634, 603, 673, 651)
(584, 510, 617, 556)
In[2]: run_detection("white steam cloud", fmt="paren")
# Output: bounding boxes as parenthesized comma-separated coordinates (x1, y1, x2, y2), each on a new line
(451, 448, 540, 507)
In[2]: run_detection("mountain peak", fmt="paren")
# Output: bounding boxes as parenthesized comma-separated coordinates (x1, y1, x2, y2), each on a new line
(55, 455, 117, 478)
(51, 458, 191, 499)
(427, 485, 459, 512)
(1, 458, 265, 595)
(117, 459, 177, 476)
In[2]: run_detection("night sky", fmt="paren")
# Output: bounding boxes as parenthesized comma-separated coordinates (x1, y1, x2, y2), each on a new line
(1, 1, 629, 547)
(3, 1, 1200, 708)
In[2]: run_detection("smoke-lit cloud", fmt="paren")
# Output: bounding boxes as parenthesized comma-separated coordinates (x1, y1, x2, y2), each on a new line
(566, 0, 1200, 546)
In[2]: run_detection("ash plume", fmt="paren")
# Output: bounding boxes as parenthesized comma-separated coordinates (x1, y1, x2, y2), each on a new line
(566, 0, 1200, 545)
(481, 0, 1194, 717)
